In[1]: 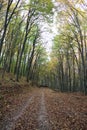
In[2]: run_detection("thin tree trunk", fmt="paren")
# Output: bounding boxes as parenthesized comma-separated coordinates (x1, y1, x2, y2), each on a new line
(0, 0, 20, 55)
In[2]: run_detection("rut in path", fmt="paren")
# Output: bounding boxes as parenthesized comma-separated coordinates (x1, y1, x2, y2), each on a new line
(2, 96, 34, 130)
(38, 91, 51, 130)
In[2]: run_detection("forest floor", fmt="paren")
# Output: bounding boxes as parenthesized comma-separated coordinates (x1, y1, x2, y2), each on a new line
(0, 77, 87, 130)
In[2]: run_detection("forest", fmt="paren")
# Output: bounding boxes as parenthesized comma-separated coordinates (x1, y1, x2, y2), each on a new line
(0, 0, 87, 130)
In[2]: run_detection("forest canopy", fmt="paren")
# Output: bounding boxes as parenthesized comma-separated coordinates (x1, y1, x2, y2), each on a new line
(0, 0, 87, 94)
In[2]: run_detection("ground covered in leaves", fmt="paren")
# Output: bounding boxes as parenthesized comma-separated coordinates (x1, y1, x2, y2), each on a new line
(45, 90, 87, 130)
(0, 82, 87, 130)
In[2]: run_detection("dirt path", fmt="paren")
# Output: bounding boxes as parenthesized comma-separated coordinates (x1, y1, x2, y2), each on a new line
(2, 96, 34, 130)
(38, 90, 50, 130)
(0, 87, 87, 130)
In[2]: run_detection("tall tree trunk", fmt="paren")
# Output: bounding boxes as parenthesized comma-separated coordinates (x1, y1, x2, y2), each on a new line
(26, 32, 38, 82)
(0, 0, 20, 55)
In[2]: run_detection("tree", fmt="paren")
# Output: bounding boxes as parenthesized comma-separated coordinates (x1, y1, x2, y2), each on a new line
(0, 0, 20, 55)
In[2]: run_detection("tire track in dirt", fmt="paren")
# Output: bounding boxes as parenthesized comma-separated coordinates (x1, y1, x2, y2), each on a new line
(14, 94, 40, 130)
(38, 90, 51, 130)
(1, 96, 34, 130)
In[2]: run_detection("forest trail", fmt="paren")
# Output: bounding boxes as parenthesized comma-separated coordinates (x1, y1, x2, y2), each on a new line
(38, 90, 50, 130)
(0, 87, 87, 130)
(2, 96, 34, 130)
